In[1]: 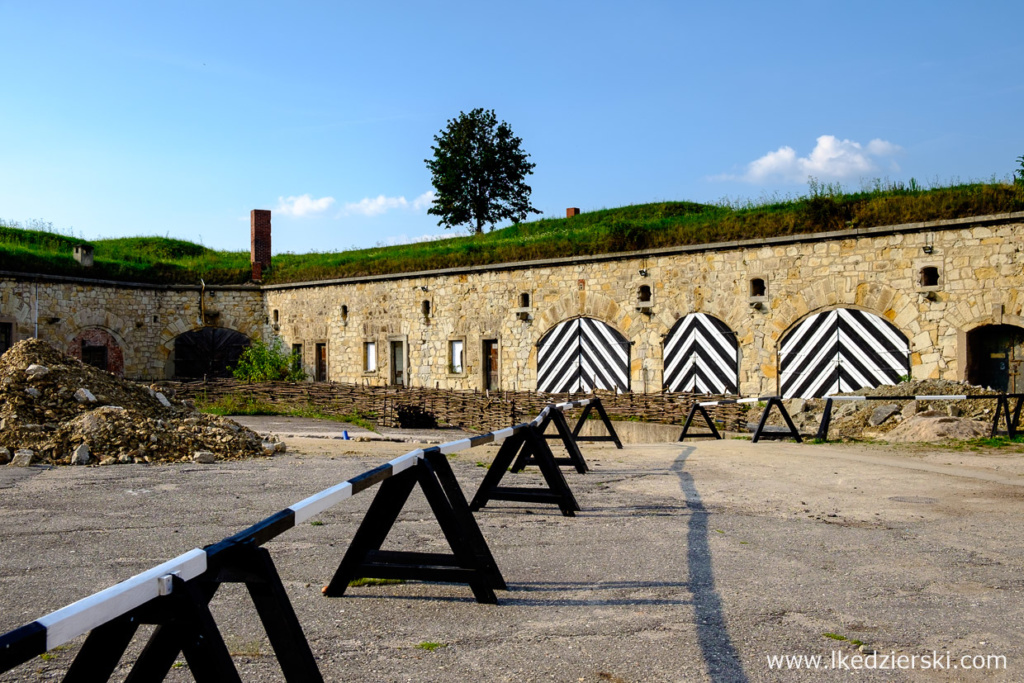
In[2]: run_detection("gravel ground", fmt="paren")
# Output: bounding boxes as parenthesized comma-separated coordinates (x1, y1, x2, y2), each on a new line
(1, 426, 1023, 682)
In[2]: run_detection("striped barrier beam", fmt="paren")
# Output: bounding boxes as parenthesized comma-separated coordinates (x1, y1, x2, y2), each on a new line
(0, 399, 601, 680)
(680, 396, 802, 443)
(816, 393, 1024, 442)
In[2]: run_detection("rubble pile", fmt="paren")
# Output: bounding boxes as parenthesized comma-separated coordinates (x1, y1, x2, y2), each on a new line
(0, 339, 274, 466)
(752, 379, 1003, 441)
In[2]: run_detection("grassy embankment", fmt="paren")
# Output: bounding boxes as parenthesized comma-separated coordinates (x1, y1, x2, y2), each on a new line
(2, 180, 1021, 286)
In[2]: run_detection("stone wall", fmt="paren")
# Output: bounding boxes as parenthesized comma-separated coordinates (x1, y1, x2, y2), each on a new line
(1, 211, 1021, 390)
(265, 212, 1024, 395)
(0, 277, 265, 378)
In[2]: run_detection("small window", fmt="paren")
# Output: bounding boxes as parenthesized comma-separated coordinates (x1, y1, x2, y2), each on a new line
(638, 285, 652, 302)
(750, 278, 766, 297)
(519, 292, 530, 307)
(291, 344, 302, 372)
(272, 310, 279, 324)
(920, 267, 940, 287)
(341, 305, 349, 324)
(363, 341, 377, 372)
(421, 300, 431, 317)
(449, 339, 464, 374)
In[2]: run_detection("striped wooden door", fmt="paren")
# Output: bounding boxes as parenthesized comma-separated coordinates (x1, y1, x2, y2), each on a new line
(537, 317, 630, 393)
(779, 308, 910, 398)
(662, 313, 739, 394)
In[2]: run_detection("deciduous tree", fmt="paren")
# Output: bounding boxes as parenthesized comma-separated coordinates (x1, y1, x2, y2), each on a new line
(425, 108, 540, 234)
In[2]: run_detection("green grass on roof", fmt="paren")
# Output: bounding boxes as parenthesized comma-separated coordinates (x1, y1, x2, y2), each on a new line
(2, 179, 1021, 286)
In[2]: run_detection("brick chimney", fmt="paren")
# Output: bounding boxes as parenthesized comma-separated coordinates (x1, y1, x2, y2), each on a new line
(250, 209, 271, 280)
(566, 207, 580, 218)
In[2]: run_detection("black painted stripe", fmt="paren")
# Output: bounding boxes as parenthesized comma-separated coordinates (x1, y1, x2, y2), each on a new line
(538, 317, 630, 393)
(349, 462, 395, 494)
(664, 313, 739, 393)
(0, 622, 47, 675)
(209, 508, 297, 552)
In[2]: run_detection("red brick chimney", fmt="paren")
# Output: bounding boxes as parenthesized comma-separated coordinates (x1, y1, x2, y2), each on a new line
(566, 207, 580, 218)
(251, 210, 271, 280)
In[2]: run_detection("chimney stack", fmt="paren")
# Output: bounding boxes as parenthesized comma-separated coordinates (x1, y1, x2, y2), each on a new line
(73, 244, 94, 267)
(250, 210, 271, 280)
(566, 207, 580, 218)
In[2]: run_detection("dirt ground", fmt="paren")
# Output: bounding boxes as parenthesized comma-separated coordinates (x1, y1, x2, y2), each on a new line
(1, 424, 1023, 682)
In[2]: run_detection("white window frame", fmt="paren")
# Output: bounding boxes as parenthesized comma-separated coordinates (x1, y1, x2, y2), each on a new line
(449, 338, 465, 375)
(363, 341, 377, 373)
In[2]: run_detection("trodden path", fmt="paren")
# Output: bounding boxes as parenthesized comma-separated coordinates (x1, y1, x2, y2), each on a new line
(1, 435, 1021, 681)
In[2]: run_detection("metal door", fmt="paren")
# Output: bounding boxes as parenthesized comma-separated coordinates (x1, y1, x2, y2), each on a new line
(779, 308, 910, 398)
(536, 317, 630, 393)
(662, 313, 738, 394)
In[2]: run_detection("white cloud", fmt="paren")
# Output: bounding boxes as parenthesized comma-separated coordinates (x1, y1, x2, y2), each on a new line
(277, 194, 336, 216)
(719, 135, 902, 183)
(343, 190, 436, 217)
(412, 190, 435, 211)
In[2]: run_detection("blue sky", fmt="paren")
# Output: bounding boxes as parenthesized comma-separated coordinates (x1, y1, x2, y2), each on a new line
(2, 1, 1022, 254)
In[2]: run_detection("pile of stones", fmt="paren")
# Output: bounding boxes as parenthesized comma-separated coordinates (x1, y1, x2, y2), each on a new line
(0, 339, 282, 466)
(753, 379, 1003, 441)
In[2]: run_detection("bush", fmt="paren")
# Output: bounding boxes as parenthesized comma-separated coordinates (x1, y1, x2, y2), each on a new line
(231, 338, 306, 382)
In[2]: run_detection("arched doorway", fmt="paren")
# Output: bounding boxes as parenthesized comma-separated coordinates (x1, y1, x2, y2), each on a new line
(662, 313, 739, 394)
(779, 308, 910, 398)
(966, 325, 1024, 392)
(68, 328, 125, 376)
(537, 317, 630, 393)
(173, 328, 250, 379)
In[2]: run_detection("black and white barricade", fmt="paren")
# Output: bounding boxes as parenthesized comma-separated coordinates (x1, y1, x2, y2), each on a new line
(471, 398, 621, 517)
(0, 398, 609, 681)
(815, 393, 1024, 442)
(512, 396, 622, 473)
(679, 396, 802, 443)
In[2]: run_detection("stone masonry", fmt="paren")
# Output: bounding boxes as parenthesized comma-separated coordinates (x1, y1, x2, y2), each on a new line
(0, 211, 1021, 393)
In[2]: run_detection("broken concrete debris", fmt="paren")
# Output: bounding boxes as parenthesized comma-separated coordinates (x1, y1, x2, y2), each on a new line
(1, 339, 280, 466)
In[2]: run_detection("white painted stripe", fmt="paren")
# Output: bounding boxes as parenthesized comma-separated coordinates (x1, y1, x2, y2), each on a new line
(290, 482, 354, 524)
(737, 398, 760, 404)
(915, 395, 968, 400)
(439, 439, 472, 455)
(387, 451, 422, 475)
(37, 548, 208, 650)
(825, 395, 868, 401)
(492, 427, 514, 444)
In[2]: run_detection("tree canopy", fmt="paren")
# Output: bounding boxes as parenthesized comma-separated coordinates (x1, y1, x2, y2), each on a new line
(425, 108, 540, 234)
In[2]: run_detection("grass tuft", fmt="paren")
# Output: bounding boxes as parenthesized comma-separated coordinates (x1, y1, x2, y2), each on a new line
(198, 394, 377, 430)
(2, 180, 1020, 285)
(348, 577, 407, 587)
(415, 641, 448, 652)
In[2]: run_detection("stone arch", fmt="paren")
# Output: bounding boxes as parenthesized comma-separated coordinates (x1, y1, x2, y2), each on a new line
(67, 326, 127, 376)
(662, 313, 740, 394)
(534, 292, 634, 341)
(778, 307, 911, 398)
(770, 280, 922, 348)
(947, 304, 1024, 386)
(535, 316, 631, 393)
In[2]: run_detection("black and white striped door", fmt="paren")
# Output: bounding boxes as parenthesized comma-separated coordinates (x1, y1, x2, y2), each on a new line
(663, 313, 739, 394)
(537, 317, 630, 393)
(779, 308, 910, 398)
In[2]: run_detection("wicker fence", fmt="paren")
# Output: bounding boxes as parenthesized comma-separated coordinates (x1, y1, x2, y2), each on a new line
(163, 379, 746, 433)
